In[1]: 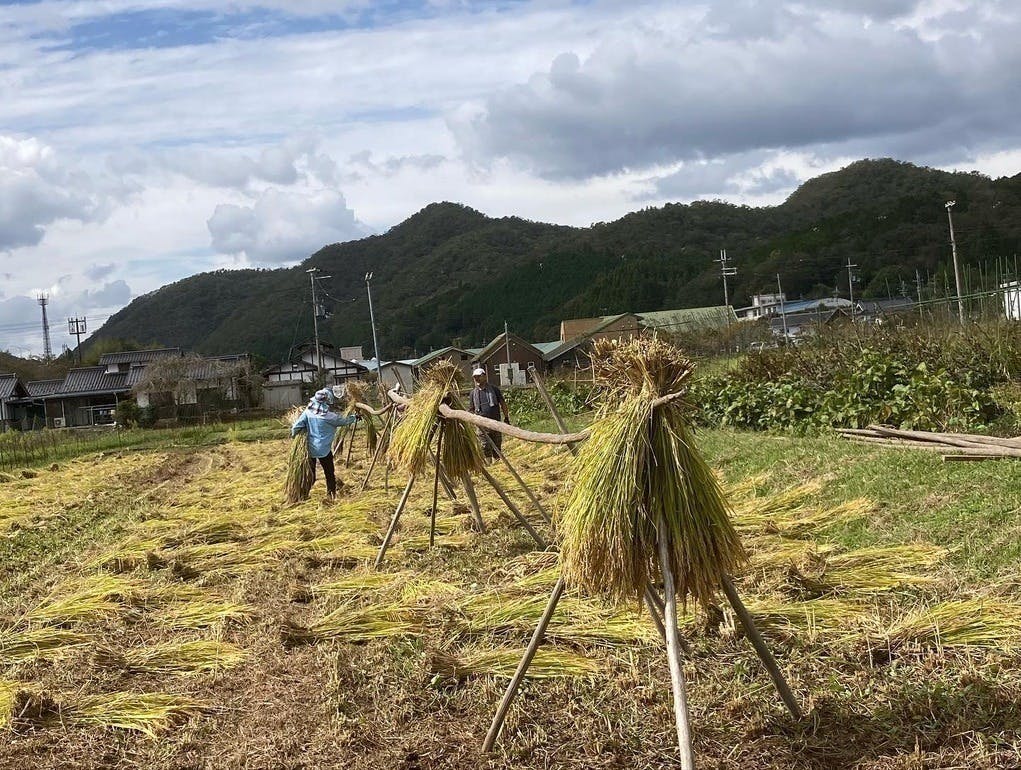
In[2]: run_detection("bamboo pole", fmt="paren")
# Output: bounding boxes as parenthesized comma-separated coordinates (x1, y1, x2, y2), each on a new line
(478, 466, 546, 549)
(482, 577, 565, 752)
(720, 575, 802, 720)
(374, 473, 416, 569)
(460, 473, 487, 533)
(657, 516, 696, 770)
(430, 424, 443, 548)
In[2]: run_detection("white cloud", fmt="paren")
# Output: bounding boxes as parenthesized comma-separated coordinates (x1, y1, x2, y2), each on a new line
(0, 135, 120, 250)
(0, 0, 1019, 355)
(207, 187, 369, 263)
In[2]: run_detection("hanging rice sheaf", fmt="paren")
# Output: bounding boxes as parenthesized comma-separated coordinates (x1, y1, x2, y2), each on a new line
(559, 337, 746, 608)
(388, 361, 484, 478)
(344, 380, 379, 454)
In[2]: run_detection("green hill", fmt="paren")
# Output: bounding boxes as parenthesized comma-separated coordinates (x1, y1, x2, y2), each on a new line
(90, 159, 1021, 362)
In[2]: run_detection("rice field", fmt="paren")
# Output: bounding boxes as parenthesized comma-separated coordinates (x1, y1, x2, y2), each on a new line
(0, 424, 1020, 769)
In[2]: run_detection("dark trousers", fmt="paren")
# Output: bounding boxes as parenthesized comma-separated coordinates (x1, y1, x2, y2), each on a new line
(481, 429, 503, 459)
(308, 453, 337, 497)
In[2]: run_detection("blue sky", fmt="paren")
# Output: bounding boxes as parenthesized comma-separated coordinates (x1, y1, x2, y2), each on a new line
(1, 0, 1019, 355)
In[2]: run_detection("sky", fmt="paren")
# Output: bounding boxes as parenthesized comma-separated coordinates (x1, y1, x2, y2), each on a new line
(1, 0, 1020, 356)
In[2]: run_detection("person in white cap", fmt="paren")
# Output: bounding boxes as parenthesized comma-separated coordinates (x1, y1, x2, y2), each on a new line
(468, 366, 509, 460)
(290, 387, 358, 499)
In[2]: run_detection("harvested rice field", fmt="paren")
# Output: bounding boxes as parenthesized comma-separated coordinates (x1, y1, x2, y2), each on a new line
(2, 426, 1021, 769)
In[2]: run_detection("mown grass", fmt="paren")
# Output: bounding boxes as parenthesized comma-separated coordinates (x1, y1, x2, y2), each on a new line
(697, 429, 1021, 579)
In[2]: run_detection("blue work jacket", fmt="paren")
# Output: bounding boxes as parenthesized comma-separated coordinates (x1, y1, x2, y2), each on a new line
(291, 409, 356, 458)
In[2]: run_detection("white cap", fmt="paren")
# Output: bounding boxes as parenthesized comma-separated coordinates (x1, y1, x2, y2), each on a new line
(472, 367, 486, 377)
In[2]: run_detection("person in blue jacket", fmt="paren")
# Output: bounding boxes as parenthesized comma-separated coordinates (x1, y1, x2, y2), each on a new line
(291, 387, 358, 499)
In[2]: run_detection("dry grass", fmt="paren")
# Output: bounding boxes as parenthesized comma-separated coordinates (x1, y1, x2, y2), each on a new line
(426, 646, 599, 682)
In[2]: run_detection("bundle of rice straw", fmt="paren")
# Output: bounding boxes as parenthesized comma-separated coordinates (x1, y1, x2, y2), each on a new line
(559, 337, 746, 608)
(284, 432, 314, 503)
(388, 362, 484, 478)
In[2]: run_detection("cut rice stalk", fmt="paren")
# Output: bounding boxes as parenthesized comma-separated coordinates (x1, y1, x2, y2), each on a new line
(0, 627, 91, 665)
(427, 646, 599, 682)
(95, 640, 246, 675)
(281, 602, 418, 645)
(65, 691, 206, 738)
(879, 599, 1021, 651)
(154, 601, 255, 631)
(22, 574, 148, 625)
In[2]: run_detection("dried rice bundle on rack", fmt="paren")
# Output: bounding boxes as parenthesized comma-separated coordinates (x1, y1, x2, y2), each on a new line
(388, 361, 484, 478)
(344, 380, 379, 454)
(559, 337, 746, 608)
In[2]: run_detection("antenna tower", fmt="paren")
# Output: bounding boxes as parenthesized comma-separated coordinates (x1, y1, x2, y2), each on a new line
(37, 294, 52, 360)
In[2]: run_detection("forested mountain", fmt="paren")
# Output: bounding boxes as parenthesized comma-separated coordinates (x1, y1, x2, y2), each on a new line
(90, 159, 1021, 362)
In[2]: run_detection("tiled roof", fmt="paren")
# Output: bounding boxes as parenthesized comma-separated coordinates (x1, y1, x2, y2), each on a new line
(26, 379, 64, 397)
(0, 374, 20, 400)
(98, 348, 181, 365)
(58, 367, 130, 396)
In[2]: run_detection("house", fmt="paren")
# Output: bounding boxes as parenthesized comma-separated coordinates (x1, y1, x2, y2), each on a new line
(770, 308, 850, 340)
(0, 374, 30, 431)
(471, 332, 548, 387)
(541, 314, 640, 374)
(855, 298, 915, 323)
(361, 359, 417, 394)
(411, 347, 475, 382)
(134, 354, 254, 414)
(738, 293, 786, 320)
(45, 365, 132, 427)
(1004, 281, 1021, 321)
(262, 342, 368, 409)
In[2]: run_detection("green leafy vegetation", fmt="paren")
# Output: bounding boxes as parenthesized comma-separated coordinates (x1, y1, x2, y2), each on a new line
(695, 321, 1021, 434)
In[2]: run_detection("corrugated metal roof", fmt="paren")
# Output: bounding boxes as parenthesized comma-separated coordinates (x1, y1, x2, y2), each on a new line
(531, 341, 561, 355)
(636, 306, 738, 332)
(411, 346, 472, 368)
(26, 379, 64, 397)
(98, 348, 181, 365)
(58, 367, 130, 396)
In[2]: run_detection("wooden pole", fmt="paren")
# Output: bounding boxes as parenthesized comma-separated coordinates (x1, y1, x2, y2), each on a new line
(478, 466, 546, 548)
(344, 419, 358, 467)
(426, 447, 459, 502)
(657, 517, 697, 770)
(430, 424, 443, 548)
(483, 576, 565, 752)
(460, 473, 487, 533)
(373, 473, 416, 569)
(480, 432, 552, 525)
(528, 365, 577, 457)
(359, 409, 394, 492)
(720, 575, 802, 720)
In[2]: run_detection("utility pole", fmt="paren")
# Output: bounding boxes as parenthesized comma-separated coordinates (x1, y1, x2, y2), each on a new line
(307, 268, 331, 377)
(776, 274, 789, 343)
(715, 248, 737, 323)
(68, 317, 87, 364)
(365, 272, 382, 379)
(504, 320, 512, 387)
(37, 294, 52, 360)
(845, 257, 858, 319)
(945, 201, 965, 324)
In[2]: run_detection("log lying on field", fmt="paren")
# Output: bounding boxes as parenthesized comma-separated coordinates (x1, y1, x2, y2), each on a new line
(837, 425, 1021, 461)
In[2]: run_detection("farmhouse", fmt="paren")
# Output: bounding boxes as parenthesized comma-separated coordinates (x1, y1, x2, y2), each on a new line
(262, 341, 368, 408)
(470, 331, 547, 386)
